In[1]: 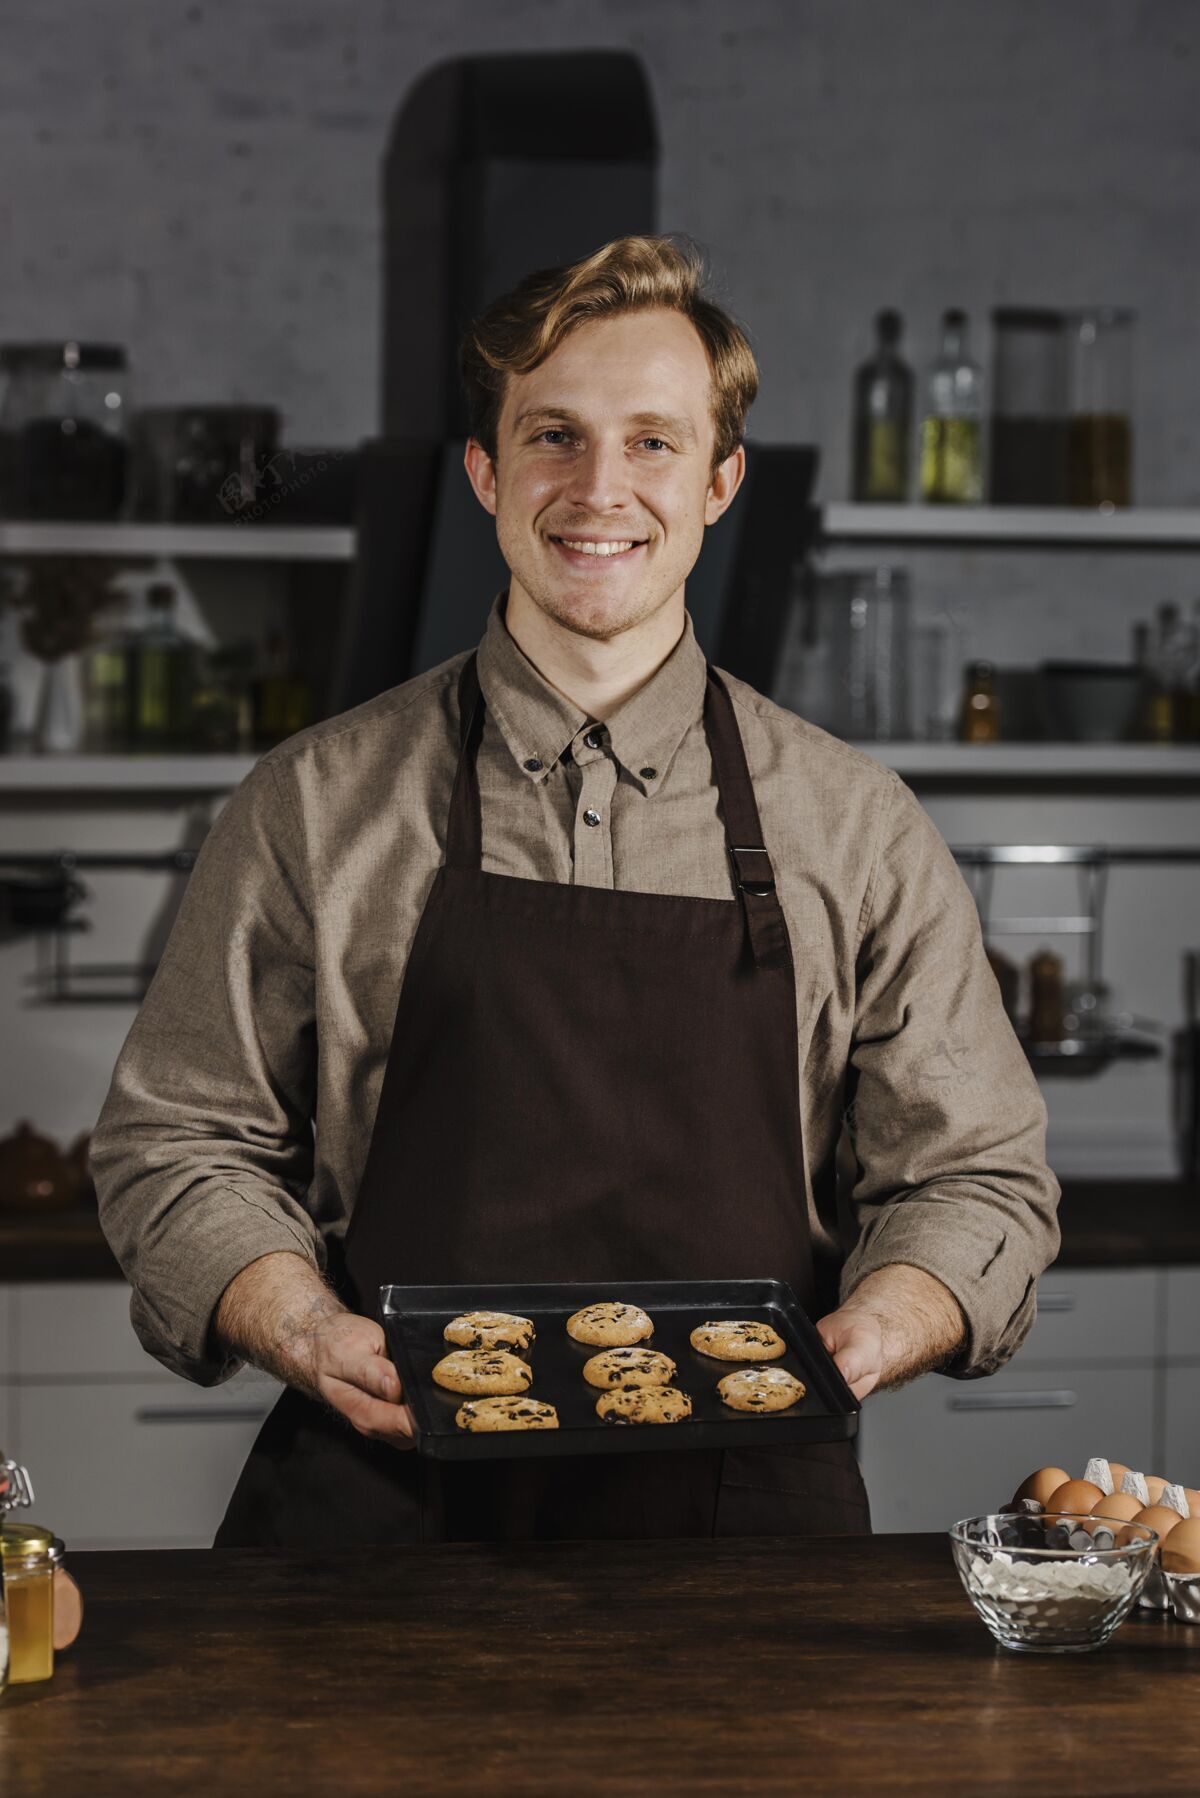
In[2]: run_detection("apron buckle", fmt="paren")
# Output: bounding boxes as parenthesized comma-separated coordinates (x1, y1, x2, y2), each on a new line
(730, 844, 776, 898)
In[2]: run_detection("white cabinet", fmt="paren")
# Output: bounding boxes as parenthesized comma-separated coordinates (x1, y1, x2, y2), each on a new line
(12, 1281, 178, 1380)
(1017, 1268, 1161, 1364)
(859, 1365, 1156, 1533)
(2, 1281, 282, 1548)
(1163, 1366, 1200, 1488)
(1164, 1268, 1200, 1361)
(859, 1268, 1169, 1533)
(13, 1370, 278, 1548)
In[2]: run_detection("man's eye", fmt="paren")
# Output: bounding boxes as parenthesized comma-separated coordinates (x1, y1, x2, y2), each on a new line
(534, 430, 672, 452)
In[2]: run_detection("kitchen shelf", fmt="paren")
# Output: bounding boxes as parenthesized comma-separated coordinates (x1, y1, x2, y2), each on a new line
(4, 508, 1200, 562)
(0, 754, 256, 791)
(821, 504, 1200, 545)
(845, 741, 1200, 778)
(0, 521, 355, 561)
(4, 743, 1200, 792)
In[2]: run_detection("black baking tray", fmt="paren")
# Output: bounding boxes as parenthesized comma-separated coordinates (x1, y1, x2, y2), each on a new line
(379, 1279, 859, 1461)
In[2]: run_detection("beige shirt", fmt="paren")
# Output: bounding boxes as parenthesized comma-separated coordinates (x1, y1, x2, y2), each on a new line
(91, 591, 1060, 1387)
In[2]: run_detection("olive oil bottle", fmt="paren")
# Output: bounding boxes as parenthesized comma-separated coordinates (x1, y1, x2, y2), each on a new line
(851, 310, 913, 502)
(920, 310, 983, 504)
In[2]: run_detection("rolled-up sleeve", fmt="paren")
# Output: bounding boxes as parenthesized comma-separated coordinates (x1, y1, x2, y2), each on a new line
(89, 752, 323, 1386)
(836, 773, 1061, 1379)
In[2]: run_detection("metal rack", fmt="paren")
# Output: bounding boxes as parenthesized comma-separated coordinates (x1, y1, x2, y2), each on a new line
(949, 844, 1200, 1075)
(2, 843, 1199, 1029)
(0, 850, 198, 1004)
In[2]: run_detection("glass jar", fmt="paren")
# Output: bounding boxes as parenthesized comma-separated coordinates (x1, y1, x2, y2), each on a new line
(777, 567, 911, 741)
(0, 1521, 62, 1684)
(989, 309, 1068, 505)
(0, 342, 130, 519)
(1066, 308, 1134, 508)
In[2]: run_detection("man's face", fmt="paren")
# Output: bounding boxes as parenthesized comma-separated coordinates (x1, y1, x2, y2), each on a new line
(465, 308, 744, 643)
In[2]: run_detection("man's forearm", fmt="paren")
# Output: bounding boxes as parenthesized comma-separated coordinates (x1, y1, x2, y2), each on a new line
(839, 1263, 967, 1391)
(212, 1250, 348, 1397)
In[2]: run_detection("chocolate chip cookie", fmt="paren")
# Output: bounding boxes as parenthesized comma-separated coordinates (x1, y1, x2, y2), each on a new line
(566, 1302, 655, 1346)
(690, 1320, 787, 1361)
(431, 1350, 534, 1395)
(582, 1347, 676, 1390)
(455, 1396, 559, 1432)
(443, 1310, 536, 1352)
(596, 1387, 693, 1425)
(717, 1366, 807, 1412)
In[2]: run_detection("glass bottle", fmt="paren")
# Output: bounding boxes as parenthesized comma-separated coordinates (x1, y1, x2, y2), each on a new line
(1028, 947, 1065, 1045)
(851, 310, 913, 503)
(251, 628, 311, 749)
(128, 581, 197, 751)
(81, 611, 135, 751)
(1183, 599, 1200, 744)
(0, 658, 12, 752)
(958, 659, 1000, 742)
(192, 640, 256, 753)
(920, 310, 984, 504)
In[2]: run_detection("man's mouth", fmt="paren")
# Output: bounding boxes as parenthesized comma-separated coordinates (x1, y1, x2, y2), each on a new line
(548, 534, 648, 564)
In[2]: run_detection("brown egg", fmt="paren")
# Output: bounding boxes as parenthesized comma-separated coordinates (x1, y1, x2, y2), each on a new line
(1183, 1487, 1200, 1519)
(1162, 1517, 1200, 1576)
(1090, 1491, 1143, 1523)
(1012, 1467, 1071, 1507)
(1143, 1475, 1169, 1506)
(1045, 1479, 1105, 1515)
(1106, 1461, 1131, 1488)
(1128, 1505, 1185, 1552)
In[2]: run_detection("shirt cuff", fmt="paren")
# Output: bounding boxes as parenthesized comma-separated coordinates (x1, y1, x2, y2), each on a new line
(838, 1196, 1041, 1381)
(124, 1186, 325, 1387)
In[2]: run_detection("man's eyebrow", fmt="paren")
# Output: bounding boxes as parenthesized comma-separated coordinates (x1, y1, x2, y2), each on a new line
(512, 405, 699, 446)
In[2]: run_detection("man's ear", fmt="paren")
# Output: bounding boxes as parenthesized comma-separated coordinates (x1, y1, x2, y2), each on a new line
(463, 437, 498, 518)
(704, 443, 746, 526)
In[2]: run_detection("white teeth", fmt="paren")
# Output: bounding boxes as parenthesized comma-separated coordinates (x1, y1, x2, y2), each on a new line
(556, 538, 638, 556)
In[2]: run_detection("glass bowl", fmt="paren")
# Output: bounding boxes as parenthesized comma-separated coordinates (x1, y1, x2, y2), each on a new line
(949, 1512, 1158, 1653)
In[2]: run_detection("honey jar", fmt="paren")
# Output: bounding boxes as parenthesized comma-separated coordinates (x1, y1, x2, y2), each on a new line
(1, 1522, 63, 1684)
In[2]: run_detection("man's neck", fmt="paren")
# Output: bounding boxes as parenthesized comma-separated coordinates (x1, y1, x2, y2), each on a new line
(502, 584, 687, 719)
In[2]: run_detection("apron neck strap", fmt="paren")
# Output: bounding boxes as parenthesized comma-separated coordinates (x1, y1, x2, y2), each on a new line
(446, 651, 787, 970)
(702, 666, 789, 971)
(446, 652, 485, 868)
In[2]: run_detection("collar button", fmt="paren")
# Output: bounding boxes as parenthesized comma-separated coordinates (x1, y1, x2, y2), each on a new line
(639, 766, 658, 781)
(523, 757, 543, 773)
(584, 729, 603, 750)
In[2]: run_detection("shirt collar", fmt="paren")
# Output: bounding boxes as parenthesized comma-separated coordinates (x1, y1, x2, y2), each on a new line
(475, 589, 709, 794)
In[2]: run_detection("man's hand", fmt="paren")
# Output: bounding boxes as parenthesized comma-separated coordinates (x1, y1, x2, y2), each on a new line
(816, 1263, 968, 1402)
(213, 1251, 416, 1449)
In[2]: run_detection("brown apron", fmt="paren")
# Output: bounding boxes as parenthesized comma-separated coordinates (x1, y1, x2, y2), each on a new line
(215, 652, 871, 1546)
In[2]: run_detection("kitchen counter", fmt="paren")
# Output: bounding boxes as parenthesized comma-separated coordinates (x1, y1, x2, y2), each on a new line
(3, 1178, 1198, 1281)
(3, 1533, 1198, 1794)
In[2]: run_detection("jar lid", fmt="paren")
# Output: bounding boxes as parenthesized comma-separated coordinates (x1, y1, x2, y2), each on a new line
(0, 1520, 63, 1563)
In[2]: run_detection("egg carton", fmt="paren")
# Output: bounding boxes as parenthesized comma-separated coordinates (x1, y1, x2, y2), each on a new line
(1140, 1564, 1200, 1623)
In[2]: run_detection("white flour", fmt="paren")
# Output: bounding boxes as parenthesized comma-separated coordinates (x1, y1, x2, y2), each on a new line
(970, 1550, 1136, 1625)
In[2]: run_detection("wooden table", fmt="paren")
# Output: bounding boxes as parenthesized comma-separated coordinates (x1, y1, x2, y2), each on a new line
(2, 1533, 1198, 1793)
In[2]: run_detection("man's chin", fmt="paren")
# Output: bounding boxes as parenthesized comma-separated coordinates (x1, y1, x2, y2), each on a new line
(516, 579, 660, 643)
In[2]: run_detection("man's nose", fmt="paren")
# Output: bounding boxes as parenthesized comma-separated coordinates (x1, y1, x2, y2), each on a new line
(561, 439, 635, 515)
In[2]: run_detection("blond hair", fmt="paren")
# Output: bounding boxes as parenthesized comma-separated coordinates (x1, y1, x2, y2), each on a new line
(458, 233, 759, 477)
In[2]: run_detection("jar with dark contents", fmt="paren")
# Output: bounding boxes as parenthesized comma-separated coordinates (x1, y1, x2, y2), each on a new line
(0, 342, 130, 520)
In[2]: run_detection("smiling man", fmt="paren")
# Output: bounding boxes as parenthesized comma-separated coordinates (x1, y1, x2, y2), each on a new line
(91, 235, 1060, 1546)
